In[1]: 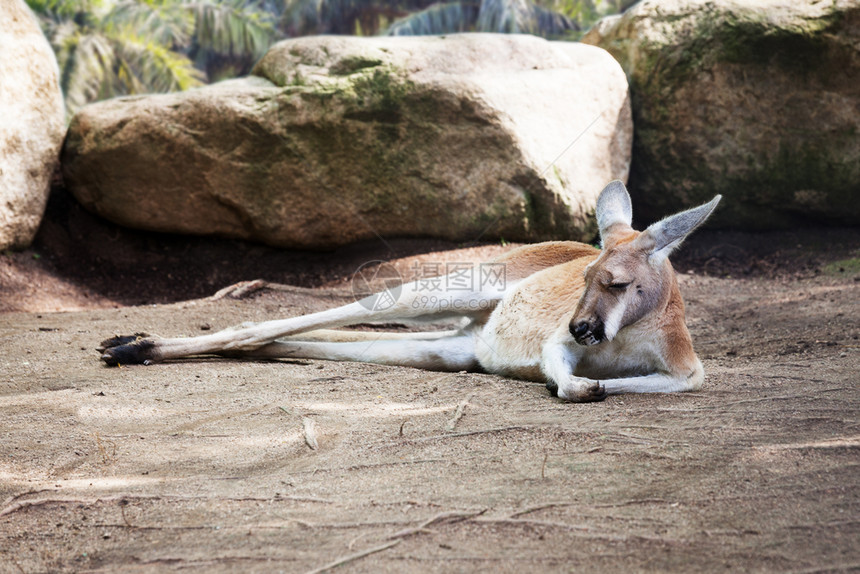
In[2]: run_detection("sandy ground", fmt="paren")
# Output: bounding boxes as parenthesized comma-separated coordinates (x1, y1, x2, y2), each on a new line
(0, 190, 859, 572)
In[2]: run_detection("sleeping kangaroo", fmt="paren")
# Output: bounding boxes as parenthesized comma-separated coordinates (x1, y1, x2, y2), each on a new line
(98, 181, 721, 402)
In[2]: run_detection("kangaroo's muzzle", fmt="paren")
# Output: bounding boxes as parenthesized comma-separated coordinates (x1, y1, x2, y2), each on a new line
(570, 319, 605, 346)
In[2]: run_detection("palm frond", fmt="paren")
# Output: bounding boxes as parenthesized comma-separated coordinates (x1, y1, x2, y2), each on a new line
(475, 0, 531, 33)
(476, 0, 574, 35)
(386, 1, 478, 35)
(281, 0, 417, 36)
(111, 33, 205, 94)
(186, 0, 276, 58)
(382, 0, 574, 37)
(279, 0, 324, 36)
(537, 0, 634, 31)
(28, 0, 107, 20)
(107, 0, 195, 49)
(45, 16, 77, 50)
(529, 2, 576, 35)
(59, 31, 115, 114)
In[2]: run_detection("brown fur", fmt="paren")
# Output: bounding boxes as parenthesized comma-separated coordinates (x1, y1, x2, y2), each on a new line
(98, 181, 720, 402)
(658, 273, 698, 375)
(491, 241, 599, 283)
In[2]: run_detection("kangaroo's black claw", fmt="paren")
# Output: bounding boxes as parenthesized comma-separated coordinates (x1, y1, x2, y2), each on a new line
(98, 334, 155, 366)
(97, 333, 150, 353)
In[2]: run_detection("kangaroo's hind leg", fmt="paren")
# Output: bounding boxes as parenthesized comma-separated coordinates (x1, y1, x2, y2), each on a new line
(99, 269, 502, 366)
(238, 337, 477, 371)
(223, 329, 479, 372)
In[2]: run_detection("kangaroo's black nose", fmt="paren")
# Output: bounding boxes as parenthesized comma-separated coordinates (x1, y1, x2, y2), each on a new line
(570, 321, 589, 338)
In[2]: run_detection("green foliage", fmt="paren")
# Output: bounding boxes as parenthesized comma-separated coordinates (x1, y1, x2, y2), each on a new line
(385, 0, 634, 38)
(280, 0, 424, 36)
(823, 258, 860, 277)
(27, 0, 277, 115)
(551, 0, 636, 34)
(385, 0, 576, 36)
(475, 0, 569, 35)
(191, 0, 272, 55)
(350, 67, 412, 111)
(386, 1, 475, 35)
(26, 0, 629, 115)
(279, 0, 624, 38)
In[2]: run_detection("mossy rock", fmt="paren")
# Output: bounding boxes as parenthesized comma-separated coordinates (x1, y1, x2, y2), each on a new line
(63, 35, 632, 249)
(583, 0, 860, 227)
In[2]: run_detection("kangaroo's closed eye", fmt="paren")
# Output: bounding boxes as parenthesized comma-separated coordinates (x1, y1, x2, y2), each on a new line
(608, 281, 632, 290)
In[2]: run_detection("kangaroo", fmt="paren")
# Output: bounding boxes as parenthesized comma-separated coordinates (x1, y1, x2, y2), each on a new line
(98, 181, 721, 402)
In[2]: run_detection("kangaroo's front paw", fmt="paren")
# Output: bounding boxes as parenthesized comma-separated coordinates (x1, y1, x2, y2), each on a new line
(556, 377, 607, 403)
(98, 333, 158, 366)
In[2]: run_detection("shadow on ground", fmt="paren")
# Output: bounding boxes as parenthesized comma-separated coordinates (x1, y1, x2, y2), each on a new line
(1, 185, 859, 312)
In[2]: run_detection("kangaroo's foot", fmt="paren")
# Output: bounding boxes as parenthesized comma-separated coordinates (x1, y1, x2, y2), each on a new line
(98, 333, 158, 366)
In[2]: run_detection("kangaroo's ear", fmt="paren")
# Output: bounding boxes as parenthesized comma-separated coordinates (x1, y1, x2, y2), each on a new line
(596, 180, 633, 246)
(636, 195, 722, 263)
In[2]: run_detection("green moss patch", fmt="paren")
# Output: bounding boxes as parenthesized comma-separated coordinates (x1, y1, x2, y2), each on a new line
(632, 3, 850, 93)
(344, 68, 415, 123)
(823, 257, 860, 276)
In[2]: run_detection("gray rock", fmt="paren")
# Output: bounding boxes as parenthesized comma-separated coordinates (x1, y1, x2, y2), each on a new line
(63, 34, 632, 249)
(0, 0, 65, 250)
(583, 0, 860, 227)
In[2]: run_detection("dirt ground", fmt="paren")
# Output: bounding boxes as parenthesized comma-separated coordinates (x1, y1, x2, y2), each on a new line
(0, 188, 858, 573)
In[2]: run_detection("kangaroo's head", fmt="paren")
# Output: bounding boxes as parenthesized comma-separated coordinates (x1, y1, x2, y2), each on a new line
(569, 181, 721, 346)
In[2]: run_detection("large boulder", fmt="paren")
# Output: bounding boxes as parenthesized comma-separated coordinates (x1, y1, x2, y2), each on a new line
(583, 0, 860, 227)
(0, 0, 65, 250)
(63, 34, 632, 249)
